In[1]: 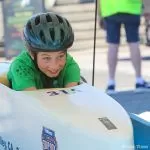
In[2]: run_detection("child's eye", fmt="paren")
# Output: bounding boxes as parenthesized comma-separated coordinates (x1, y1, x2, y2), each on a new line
(59, 55, 65, 58)
(43, 57, 51, 61)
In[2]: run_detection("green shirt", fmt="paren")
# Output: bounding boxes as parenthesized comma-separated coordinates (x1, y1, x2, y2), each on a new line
(7, 52, 80, 90)
(99, 0, 142, 17)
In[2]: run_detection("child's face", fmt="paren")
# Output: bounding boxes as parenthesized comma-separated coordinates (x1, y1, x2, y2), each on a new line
(37, 51, 66, 78)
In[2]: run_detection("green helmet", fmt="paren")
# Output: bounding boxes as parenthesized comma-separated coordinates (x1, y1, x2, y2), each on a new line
(23, 12, 74, 52)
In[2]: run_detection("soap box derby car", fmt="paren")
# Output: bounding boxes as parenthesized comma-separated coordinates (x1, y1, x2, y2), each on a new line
(0, 62, 135, 150)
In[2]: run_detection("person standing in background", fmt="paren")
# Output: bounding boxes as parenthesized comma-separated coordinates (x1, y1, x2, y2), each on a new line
(98, 0, 150, 93)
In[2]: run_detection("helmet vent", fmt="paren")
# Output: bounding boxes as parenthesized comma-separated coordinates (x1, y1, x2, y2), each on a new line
(40, 30, 46, 43)
(56, 15, 63, 24)
(35, 16, 40, 25)
(46, 14, 52, 22)
(49, 28, 55, 41)
(60, 29, 64, 42)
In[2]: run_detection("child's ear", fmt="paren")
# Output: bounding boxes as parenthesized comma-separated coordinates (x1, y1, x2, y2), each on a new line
(29, 51, 35, 60)
(24, 43, 35, 60)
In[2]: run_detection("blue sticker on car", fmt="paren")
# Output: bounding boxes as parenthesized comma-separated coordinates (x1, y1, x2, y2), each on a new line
(42, 127, 57, 150)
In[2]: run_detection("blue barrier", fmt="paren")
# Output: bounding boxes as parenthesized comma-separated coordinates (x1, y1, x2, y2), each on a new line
(130, 113, 150, 150)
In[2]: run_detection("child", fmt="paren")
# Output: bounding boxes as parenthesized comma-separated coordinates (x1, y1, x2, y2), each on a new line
(7, 12, 80, 91)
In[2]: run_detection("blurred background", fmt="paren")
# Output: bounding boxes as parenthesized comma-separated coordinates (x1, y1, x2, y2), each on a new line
(0, 0, 150, 92)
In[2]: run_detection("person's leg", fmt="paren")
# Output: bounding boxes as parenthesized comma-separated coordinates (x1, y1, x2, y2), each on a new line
(107, 44, 119, 84)
(128, 42, 142, 78)
(124, 14, 142, 78)
(104, 15, 121, 92)
(124, 14, 150, 89)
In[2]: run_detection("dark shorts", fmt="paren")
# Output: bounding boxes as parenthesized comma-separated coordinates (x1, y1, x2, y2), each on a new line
(104, 13, 141, 44)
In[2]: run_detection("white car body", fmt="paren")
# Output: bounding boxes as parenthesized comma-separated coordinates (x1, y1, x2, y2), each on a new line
(0, 62, 134, 150)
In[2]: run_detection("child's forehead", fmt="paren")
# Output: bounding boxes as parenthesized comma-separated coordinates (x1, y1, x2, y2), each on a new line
(39, 51, 66, 56)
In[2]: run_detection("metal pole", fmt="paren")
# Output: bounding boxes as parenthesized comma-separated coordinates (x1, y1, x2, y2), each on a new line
(92, 0, 98, 86)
